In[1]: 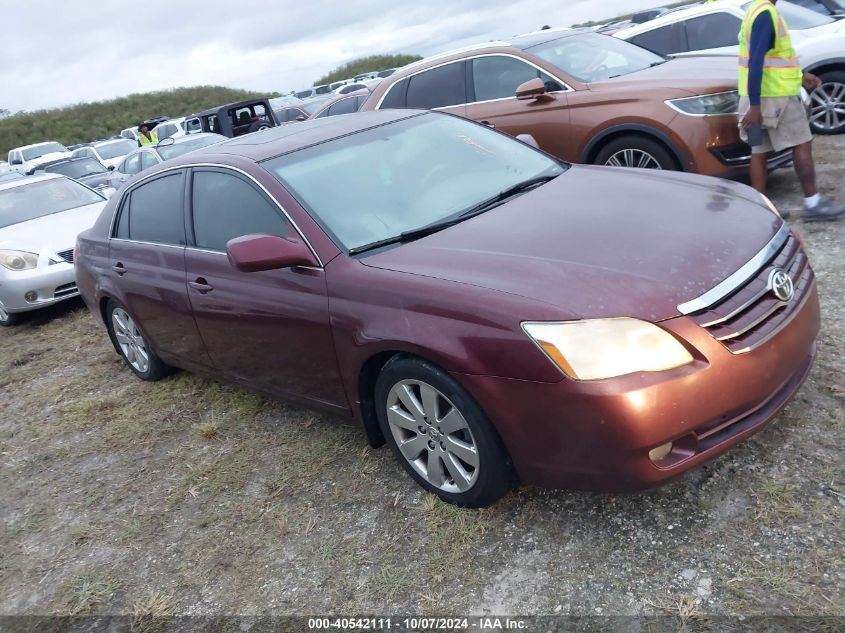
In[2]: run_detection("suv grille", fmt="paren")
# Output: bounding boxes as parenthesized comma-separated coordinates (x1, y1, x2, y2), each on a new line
(688, 232, 813, 354)
(56, 248, 74, 264)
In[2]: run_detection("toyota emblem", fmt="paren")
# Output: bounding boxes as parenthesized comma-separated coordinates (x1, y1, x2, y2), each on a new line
(768, 268, 795, 302)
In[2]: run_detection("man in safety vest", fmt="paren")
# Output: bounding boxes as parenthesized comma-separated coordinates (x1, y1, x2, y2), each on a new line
(739, 0, 844, 221)
(137, 122, 159, 147)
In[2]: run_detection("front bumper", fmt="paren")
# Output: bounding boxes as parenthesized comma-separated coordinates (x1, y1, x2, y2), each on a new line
(0, 263, 78, 313)
(453, 284, 820, 491)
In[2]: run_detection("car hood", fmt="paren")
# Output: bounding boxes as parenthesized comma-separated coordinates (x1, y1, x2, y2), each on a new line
(360, 166, 783, 322)
(0, 201, 106, 258)
(77, 173, 113, 189)
(24, 152, 72, 170)
(592, 56, 738, 96)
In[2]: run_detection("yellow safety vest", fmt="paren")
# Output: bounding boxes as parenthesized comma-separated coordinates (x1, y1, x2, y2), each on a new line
(138, 131, 159, 146)
(738, 0, 802, 98)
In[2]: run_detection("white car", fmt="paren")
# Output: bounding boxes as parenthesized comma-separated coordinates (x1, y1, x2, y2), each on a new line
(153, 117, 190, 140)
(120, 127, 140, 142)
(611, 0, 845, 134)
(7, 141, 72, 174)
(108, 133, 227, 188)
(71, 138, 138, 169)
(0, 174, 107, 326)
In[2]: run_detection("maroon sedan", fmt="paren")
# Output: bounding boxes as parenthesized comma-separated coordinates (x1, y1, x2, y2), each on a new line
(75, 111, 819, 507)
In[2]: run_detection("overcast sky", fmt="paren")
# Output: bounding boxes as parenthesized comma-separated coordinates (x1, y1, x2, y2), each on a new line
(1, 0, 666, 113)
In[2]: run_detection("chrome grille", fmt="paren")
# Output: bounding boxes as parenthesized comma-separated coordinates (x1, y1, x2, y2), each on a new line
(686, 230, 813, 354)
(54, 282, 78, 298)
(56, 248, 74, 264)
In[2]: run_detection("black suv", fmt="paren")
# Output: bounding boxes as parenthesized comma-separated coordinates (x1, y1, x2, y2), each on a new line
(185, 99, 279, 138)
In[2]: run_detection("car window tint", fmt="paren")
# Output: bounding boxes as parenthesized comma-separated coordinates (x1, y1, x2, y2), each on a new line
(684, 13, 742, 50)
(127, 173, 186, 245)
(114, 196, 130, 239)
(405, 62, 466, 109)
(123, 154, 142, 174)
(471, 56, 560, 102)
(191, 170, 287, 252)
(327, 97, 358, 116)
(380, 78, 408, 108)
(630, 23, 683, 55)
(140, 152, 159, 170)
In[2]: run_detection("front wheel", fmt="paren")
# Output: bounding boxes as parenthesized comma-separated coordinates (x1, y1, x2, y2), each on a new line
(809, 71, 845, 136)
(105, 300, 175, 381)
(374, 357, 513, 507)
(594, 135, 678, 171)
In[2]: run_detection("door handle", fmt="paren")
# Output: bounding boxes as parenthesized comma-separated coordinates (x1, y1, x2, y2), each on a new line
(189, 278, 213, 294)
(481, 120, 495, 128)
(112, 263, 127, 276)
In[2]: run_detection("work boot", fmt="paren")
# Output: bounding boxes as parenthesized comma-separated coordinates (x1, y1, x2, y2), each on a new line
(803, 197, 845, 222)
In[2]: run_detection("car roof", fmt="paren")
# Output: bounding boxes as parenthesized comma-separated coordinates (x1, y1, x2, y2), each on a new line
(93, 138, 135, 147)
(612, 0, 748, 36)
(0, 173, 61, 192)
(163, 110, 423, 165)
(35, 157, 96, 169)
(12, 141, 66, 152)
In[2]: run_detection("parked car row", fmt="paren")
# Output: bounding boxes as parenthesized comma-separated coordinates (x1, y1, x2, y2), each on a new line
(293, 66, 396, 99)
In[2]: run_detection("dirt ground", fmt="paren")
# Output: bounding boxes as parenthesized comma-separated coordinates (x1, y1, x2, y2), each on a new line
(1, 136, 843, 630)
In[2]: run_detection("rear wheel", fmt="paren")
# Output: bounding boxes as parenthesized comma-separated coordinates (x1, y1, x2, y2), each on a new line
(594, 135, 679, 171)
(105, 300, 175, 381)
(809, 71, 845, 135)
(375, 357, 513, 507)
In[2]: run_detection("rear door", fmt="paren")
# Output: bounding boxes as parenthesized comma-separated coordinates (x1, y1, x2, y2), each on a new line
(465, 54, 573, 160)
(108, 170, 211, 369)
(400, 60, 468, 117)
(183, 167, 347, 410)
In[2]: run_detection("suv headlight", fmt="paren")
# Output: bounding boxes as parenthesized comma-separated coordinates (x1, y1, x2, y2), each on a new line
(666, 91, 739, 116)
(0, 250, 39, 271)
(522, 318, 693, 381)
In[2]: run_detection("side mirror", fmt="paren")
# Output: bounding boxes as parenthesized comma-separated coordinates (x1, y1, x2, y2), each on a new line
(295, 115, 307, 122)
(107, 165, 115, 171)
(226, 234, 318, 272)
(515, 78, 547, 101)
(10, 158, 22, 165)
(516, 134, 540, 149)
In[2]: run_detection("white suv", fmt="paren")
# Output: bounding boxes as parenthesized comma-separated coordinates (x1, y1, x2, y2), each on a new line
(7, 142, 72, 174)
(71, 138, 138, 169)
(153, 117, 191, 140)
(611, 0, 845, 134)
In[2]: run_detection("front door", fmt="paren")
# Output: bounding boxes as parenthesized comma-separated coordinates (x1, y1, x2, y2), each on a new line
(183, 167, 347, 410)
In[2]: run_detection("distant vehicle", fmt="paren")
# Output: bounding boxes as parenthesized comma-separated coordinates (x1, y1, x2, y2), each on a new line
(611, 0, 845, 133)
(272, 96, 333, 124)
(353, 71, 380, 81)
(377, 68, 398, 78)
(0, 174, 107, 326)
(335, 82, 369, 95)
(0, 160, 9, 174)
(153, 117, 190, 140)
(269, 96, 303, 111)
(32, 157, 116, 197)
(294, 85, 333, 99)
(329, 80, 350, 91)
(791, 0, 845, 16)
(71, 138, 138, 169)
(120, 116, 170, 142)
(108, 133, 226, 187)
(309, 89, 371, 119)
(7, 141, 72, 174)
(183, 100, 279, 138)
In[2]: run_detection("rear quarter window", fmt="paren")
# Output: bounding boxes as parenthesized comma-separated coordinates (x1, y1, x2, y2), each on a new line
(123, 172, 186, 245)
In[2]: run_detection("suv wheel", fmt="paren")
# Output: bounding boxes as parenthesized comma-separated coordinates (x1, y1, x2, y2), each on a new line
(374, 357, 513, 507)
(105, 300, 175, 381)
(809, 71, 845, 136)
(594, 135, 678, 171)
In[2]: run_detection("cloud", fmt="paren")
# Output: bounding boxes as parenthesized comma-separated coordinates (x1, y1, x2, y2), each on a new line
(0, 0, 666, 112)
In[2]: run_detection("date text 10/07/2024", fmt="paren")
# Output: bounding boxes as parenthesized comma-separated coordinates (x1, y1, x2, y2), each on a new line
(307, 617, 529, 630)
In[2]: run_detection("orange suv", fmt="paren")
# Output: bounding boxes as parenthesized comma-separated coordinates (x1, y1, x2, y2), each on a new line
(361, 29, 791, 176)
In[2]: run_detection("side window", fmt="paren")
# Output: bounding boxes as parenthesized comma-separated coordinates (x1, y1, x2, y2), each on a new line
(471, 56, 561, 102)
(185, 118, 201, 133)
(354, 95, 368, 110)
(191, 170, 288, 252)
(114, 195, 130, 239)
(405, 62, 467, 110)
(123, 153, 142, 174)
(630, 23, 684, 55)
(327, 97, 358, 117)
(380, 78, 409, 108)
(127, 173, 186, 245)
(140, 151, 159, 170)
(684, 13, 743, 51)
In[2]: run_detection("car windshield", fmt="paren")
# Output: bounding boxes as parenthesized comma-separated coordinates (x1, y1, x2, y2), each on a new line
(743, 0, 835, 27)
(45, 159, 106, 178)
(0, 178, 103, 228)
(95, 140, 137, 159)
(301, 99, 331, 114)
(527, 33, 666, 82)
(265, 113, 564, 252)
(156, 135, 225, 160)
(21, 142, 68, 160)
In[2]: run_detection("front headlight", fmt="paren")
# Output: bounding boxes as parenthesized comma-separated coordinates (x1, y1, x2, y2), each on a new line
(522, 318, 693, 381)
(760, 193, 782, 218)
(666, 91, 739, 116)
(0, 250, 39, 271)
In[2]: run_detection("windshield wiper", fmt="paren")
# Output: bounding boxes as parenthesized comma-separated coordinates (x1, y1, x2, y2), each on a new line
(348, 172, 560, 256)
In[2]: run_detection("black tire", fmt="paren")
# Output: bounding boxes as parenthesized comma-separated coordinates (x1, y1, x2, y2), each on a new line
(374, 356, 513, 508)
(809, 71, 845, 136)
(0, 307, 26, 327)
(248, 121, 272, 133)
(104, 299, 175, 381)
(593, 135, 679, 171)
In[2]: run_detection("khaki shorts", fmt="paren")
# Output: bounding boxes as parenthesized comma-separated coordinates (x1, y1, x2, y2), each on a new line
(738, 96, 813, 155)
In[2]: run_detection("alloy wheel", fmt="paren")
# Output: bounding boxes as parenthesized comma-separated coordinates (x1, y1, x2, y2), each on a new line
(810, 82, 845, 132)
(112, 308, 150, 374)
(385, 380, 479, 493)
(605, 148, 663, 170)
